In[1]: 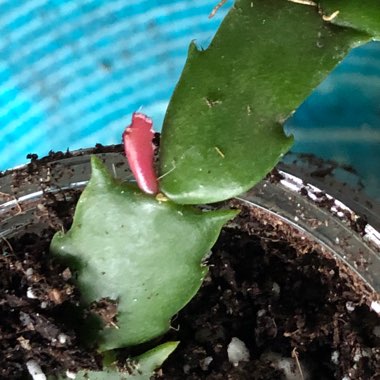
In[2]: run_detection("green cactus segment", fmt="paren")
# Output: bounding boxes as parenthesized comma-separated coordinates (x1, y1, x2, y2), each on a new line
(53, 342, 179, 380)
(50, 157, 237, 350)
(318, 0, 380, 40)
(159, 0, 371, 205)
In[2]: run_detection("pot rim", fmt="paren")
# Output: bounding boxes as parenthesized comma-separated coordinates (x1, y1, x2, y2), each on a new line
(236, 168, 380, 309)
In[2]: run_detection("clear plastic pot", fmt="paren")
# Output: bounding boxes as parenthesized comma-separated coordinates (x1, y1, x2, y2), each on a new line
(0, 146, 379, 310)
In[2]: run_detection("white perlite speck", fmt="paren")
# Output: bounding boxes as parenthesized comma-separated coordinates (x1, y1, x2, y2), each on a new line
(66, 370, 76, 379)
(331, 350, 339, 365)
(227, 337, 250, 366)
(371, 301, 380, 315)
(26, 360, 47, 380)
(345, 301, 355, 312)
(261, 352, 310, 380)
(58, 333, 68, 345)
(200, 356, 213, 371)
(27, 287, 38, 299)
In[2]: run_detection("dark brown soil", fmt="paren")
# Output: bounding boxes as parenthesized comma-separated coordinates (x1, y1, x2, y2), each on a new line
(157, 205, 380, 380)
(1, 153, 379, 379)
(0, 192, 102, 378)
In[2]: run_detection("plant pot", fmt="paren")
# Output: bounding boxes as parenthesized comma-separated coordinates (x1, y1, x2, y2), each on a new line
(1, 146, 379, 379)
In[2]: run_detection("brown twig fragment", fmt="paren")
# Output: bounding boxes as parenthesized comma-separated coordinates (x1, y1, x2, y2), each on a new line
(0, 191, 12, 200)
(209, 0, 228, 19)
(1, 236, 14, 255)
(322, 10, 340, 21)
(287, 0, 317, 6)
(214, 146, 225, 158)
(291, 347, 305, 380)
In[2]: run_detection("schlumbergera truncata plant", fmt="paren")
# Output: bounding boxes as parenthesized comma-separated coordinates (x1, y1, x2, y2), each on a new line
(2, 0, 380, 379)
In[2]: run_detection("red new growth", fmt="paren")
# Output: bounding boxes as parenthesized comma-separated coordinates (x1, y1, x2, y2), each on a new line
(123, 113, 159, 194)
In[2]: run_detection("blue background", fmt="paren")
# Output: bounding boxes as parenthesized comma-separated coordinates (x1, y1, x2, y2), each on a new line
(0, 0, 379, 200)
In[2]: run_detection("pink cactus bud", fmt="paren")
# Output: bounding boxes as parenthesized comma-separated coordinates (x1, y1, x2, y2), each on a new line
(123, 113, 159, 194)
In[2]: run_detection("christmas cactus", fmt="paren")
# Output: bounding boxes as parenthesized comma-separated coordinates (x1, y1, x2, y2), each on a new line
(49, 0, 380, 378)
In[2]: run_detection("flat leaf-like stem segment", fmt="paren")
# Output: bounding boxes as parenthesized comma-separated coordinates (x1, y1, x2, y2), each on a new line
(52, 342, 178, 380)
(159, 0, 374, 204)
(50, 157, 237, 350)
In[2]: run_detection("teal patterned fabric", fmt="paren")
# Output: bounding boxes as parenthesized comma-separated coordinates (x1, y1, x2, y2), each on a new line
(0, 1, 379, 199)
(287, 42, 380, 201)
(0, 0, 229, 170)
